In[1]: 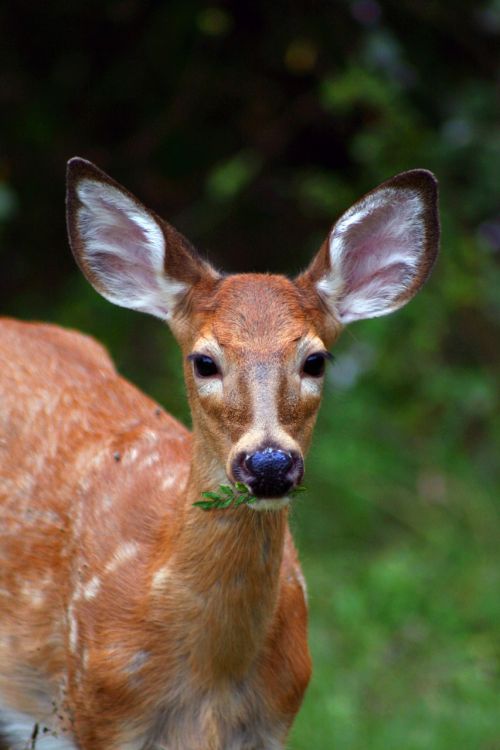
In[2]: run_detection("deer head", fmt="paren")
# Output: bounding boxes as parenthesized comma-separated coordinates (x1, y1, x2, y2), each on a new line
(66, 159, 439, 508)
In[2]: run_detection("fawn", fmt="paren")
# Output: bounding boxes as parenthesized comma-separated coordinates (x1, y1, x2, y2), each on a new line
(0, 159, 439, 749)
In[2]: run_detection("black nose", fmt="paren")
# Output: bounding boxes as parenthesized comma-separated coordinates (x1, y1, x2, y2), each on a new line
(246, 448, 292, 476)
(232, 447, 304, 498)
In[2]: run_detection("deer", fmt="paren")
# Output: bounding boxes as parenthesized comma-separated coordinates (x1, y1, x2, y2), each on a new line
(0, 158, 439, 750)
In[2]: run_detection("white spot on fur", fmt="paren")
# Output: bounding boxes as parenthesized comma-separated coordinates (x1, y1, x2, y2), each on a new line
(102, 493, 114, 511)
(151, 565, 171, 591)
(78, 477, 91, 492)
(89, 449, 107, 469)
(160, 474, 176, 491)
(82, 648, 90, 669)
(105, 541, 139, 573)
(83, 575, 101, 600)
(68, 605, 78, 653)
(295, 567, 308, 601)
(140, 451, 160, 468)
(124, 649, 150, 675)
(197, 378, 223, 397)
(300, 376, 323, 397)
(124, 447, 139, 464)
(20, 582, 45, 608)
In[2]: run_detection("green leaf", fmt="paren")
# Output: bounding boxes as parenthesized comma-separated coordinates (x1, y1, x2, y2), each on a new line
(217, 496, 234, 509)
(193, 500, 218, 510)
(201, 491, 222, 501)
(195, 482, 262, 511)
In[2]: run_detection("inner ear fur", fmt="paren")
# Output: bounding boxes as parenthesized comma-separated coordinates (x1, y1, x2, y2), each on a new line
(298, 169, 440, 325)
(66, 157, 218, 314)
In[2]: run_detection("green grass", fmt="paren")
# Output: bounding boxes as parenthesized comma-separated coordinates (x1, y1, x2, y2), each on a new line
(289, 541, 499, 749)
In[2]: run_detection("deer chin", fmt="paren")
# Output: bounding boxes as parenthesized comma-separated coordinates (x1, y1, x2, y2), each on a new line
(248, 496, 291, 512)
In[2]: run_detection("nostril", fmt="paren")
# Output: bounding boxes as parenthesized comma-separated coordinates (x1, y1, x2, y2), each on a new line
(245, 448, 292, 477)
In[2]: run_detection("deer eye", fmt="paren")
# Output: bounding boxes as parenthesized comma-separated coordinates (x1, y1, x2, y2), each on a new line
(302, 353, 328, 378)
(190, 354, 220, 378)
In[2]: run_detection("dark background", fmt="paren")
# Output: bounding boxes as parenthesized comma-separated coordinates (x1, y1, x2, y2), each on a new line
(1, 2, 499, 747)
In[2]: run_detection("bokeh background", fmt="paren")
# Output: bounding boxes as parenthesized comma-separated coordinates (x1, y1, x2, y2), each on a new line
(1, 1, 499, 747)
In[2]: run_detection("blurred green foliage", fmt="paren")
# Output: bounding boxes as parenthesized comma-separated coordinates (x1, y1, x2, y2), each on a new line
(1, 0, 499, 747)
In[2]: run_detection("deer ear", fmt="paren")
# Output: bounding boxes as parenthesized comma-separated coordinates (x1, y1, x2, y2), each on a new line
(301, 170, 439, 324)
(66, 158, 218, 321)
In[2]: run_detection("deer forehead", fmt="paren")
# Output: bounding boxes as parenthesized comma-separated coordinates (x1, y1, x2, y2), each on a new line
(195, 274, 313, 345)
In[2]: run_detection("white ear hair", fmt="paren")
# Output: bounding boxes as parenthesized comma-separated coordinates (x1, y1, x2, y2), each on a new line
(73, 178, 187, 320)
(315, 171, 439, 324)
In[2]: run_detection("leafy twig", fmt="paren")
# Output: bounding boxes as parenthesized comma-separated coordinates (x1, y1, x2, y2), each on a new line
(193, 483, 306, 511)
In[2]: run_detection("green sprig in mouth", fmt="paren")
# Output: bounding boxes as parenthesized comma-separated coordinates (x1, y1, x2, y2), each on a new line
(194, 482, 306, 511)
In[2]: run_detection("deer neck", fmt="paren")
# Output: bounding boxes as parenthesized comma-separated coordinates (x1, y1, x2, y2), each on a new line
(152, 435, 287, 683)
